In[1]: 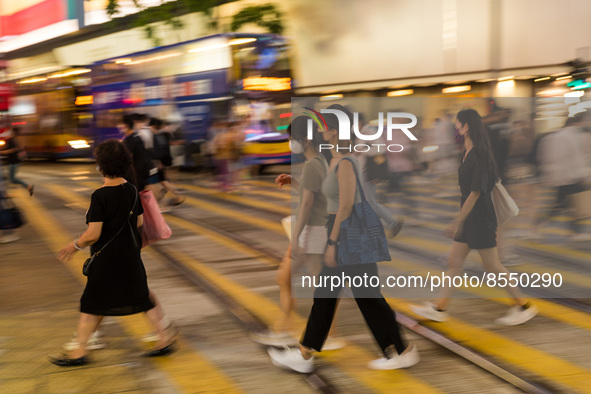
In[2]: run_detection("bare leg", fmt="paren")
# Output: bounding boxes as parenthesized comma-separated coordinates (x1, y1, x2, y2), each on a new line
(144, 307, 173, 349)
(275, 246, 294, 333)
(161, 180, 183, 201)
(149, 290, 166, 323)
(477, 247, 526, 306)
(69, 314, 103, 358)
(435, 241, 471, 310)
(146, 183, 165, 201)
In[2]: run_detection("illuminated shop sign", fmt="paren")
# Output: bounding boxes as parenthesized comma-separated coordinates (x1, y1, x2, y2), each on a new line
(243, 77, 291, 91)
(94, 78, 215, 106)
(75, 95, 93, 105)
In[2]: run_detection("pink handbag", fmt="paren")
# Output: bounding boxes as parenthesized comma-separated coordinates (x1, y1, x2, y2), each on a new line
(139, 190, 172, 248)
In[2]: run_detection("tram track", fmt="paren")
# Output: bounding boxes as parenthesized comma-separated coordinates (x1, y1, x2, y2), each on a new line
(181, 184, 591, 316)
(150, 245, 341, 394)
(163, 208, 557, 394)
(42, 180, 581, 392)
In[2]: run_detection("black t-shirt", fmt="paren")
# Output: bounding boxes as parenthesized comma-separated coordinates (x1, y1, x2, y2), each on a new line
(123, 133, 152, 187)
(6, 138, 20, 164)
(153, 133, 172, 166)
(458, 149, 496, 223)
(86, 183, 143, 254)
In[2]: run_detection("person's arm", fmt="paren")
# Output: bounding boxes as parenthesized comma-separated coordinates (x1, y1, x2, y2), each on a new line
(57, 222, 103, 262)
(325, 160, 356, 266)
(445, 160, 486, 237)
(1, 138, 19, 154)
(456, 191, 480, 222)
(275, 174, 299, 191)
(0, 146, 15, 154)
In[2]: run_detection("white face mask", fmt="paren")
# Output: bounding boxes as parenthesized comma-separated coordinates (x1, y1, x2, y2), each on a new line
(289, 139, 304, 154)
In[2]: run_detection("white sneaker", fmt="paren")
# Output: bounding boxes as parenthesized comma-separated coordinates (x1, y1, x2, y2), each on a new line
(250, 331, 298, 347)
(323, 337, 346, 351)
(410, 302, 449, 322)
(268, 347, 314, 374)
(64, 331, 106, 351)
(495, 304, 538, 326)
(0, 234, 19, 243)
(368, 345, 420, 370)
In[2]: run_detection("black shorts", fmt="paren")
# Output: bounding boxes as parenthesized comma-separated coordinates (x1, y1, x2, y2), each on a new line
(454, 219, 497, 250)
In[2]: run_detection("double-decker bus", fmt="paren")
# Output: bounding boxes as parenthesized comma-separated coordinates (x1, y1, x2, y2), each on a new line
(0, 61, 14, 152)
(91, 33, 292, 168)
(1, 68, 94, 160)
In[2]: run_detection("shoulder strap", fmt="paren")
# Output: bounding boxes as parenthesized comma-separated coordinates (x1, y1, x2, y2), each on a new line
(337, 156, 366, 202)
(91, 184, 139, 258)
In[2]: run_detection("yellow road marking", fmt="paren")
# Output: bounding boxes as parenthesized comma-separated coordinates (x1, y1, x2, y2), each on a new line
(164, 215, 279, 267)
(385, 258, 591, 332)
(183, 196, 284, 233)
(27, 187, 243, 393)
(156, 195, 591, 387)
(390, 299, 591, 393)
(163, 247, 441, 394)
(243, 187, 292, 201)
(57, 179, 591, 388)
(514, 240, 591, 261)
(244, 179, 278, 188)
(178, 183, 291, 216)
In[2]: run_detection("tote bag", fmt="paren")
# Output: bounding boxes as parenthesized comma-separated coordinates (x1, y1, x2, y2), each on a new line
(337, 157, 391, 266)
(491, 181, 519, 226)
(140, 190, 172, 247)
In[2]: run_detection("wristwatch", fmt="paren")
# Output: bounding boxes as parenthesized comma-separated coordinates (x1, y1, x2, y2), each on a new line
(327, 239, 339, 246)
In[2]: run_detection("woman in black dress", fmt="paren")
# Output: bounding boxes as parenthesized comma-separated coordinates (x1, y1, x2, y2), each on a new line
(51, 140, 175, 366)
(411, 109, 538, 326)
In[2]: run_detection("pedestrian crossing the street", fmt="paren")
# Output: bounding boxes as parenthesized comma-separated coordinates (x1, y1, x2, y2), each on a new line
(4, 167, 591, 393)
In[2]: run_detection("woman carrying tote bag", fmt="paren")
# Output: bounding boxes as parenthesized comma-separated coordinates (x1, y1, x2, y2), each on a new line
(411, 109, 537, 326)
(269, 105, 418, 373)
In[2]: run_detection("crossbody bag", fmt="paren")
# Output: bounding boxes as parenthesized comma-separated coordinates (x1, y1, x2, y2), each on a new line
(83, 185, 138, 276)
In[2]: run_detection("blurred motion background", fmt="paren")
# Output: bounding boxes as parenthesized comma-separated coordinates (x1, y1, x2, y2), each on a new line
(1, 0, 591, 168)
(1, 1, 591, 393)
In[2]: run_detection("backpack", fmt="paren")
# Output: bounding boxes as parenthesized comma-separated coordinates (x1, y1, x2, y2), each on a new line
(153, 133, 172, 166)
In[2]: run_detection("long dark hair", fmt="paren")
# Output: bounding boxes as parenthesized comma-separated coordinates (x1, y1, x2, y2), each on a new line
(456, 109, 498, 179)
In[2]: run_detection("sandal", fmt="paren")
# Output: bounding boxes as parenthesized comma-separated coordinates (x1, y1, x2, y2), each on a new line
(143, 340, 176, 357)
(49, 353, 89, 367)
